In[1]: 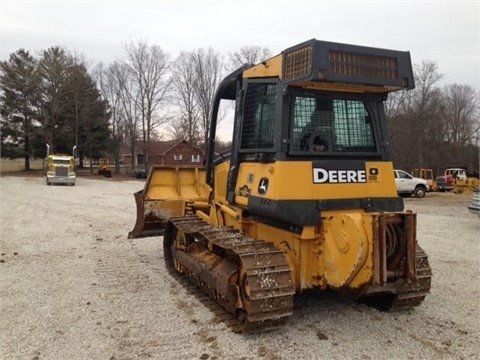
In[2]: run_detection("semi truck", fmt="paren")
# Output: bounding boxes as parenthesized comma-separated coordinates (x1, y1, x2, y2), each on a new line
(45, 144, 76, 186)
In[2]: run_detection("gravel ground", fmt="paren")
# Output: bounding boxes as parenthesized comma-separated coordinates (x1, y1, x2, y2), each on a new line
(0, 175, 479, 360)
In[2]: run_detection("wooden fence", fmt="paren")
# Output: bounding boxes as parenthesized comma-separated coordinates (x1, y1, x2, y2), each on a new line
(0, 159, 45, 173)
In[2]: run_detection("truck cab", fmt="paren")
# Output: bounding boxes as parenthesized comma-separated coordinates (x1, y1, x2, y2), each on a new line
(436, 167, 467, 192)
(46, 154, 76, 186)
(394, 169, 429, 198)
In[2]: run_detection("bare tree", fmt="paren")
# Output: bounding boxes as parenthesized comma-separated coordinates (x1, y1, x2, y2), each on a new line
(168, 116, 190, 141)
(96, 59, 144, 170)
(385, 60, 444, 172)
(440, 84, 479, 164)
(227, 46, 272, 72)
(123, 41, 171, 169)
(385, 90, 414, 167)
(192, 47, 223, 151)
(386, 60, 480, 174)
(385, 88, 413, 119)
(112, 61, 141, 169)
(411, 60, 444, 168)
(93, 61, 125, 173)
(171, 51, 200, 144)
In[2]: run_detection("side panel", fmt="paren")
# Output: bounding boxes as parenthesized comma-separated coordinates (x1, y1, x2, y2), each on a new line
(225, 159, 403, 292)
(240, 208, 417, 295)
(233, 161, 397, 201)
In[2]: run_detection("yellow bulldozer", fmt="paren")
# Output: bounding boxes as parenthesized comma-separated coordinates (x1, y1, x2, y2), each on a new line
(97, 158, 112, 178)
(129, 39, 432, 331)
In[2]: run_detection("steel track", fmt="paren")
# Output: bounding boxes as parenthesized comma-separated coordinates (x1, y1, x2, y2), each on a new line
(163, 216, 295, 333)
(388, 245, 432, 311)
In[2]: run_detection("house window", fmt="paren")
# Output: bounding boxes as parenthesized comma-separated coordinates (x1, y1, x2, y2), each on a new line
(174, 154, 182, 161)
(137, 154, 144, 165)
(191, 154, 200, 163)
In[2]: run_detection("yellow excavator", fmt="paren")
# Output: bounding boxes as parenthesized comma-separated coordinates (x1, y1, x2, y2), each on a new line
(129, 39, 432, 331)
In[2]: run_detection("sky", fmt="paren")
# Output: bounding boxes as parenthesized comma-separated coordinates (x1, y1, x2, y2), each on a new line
(1, 0, 479, 139)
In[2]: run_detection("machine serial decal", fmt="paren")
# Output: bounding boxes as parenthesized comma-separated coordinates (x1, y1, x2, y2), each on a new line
(313, 168, 366, 184)
(368, 167, 379, 181)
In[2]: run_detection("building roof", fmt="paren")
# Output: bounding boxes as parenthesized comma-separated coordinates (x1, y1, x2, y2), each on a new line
(121, 140, 205, 156)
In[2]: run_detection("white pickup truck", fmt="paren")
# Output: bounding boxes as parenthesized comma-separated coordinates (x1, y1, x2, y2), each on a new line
(394, 169, 429, 198)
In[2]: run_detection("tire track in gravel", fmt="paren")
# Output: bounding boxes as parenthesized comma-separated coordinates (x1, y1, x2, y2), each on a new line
(129, 236, 227, 360)
(90, 234, 219, 359)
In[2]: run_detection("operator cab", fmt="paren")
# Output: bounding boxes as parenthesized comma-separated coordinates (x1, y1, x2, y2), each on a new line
(238, 82, 386, 160)
(206, 39, 415, 203)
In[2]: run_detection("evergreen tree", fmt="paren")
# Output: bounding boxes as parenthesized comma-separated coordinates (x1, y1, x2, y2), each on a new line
(37, 46, 72, 154)
(0, 49, 41, 169)
(63, 61, 110, 168)
(76, 72, 110, 169)
(36, 47, 110, 164)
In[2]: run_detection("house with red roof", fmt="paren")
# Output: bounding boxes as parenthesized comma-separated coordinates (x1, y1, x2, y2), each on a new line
(122, 140, 205, 168)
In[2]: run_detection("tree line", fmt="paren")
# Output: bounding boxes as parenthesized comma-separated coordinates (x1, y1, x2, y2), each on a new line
(386, 61, 479, 176)
(0, 47, 109, 170)
(0, 41, 271, 172)
(1, 41, 479, 176)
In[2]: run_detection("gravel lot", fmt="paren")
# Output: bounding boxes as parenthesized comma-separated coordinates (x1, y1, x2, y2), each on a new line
(1, 175, 479, 360)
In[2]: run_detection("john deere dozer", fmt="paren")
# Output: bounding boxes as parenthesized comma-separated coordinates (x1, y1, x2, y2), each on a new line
(129, 39, 432, 331)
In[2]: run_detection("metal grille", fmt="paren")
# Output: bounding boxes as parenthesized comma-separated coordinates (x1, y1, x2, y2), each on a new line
(329, 50, 398, 80)
(283, 45, 313, 81)
(293, 98, 335, 152)
(334, 100, 375, 151)
(240, 83, 277, 150)
(55, 167, 68, 176)
(292, 96, 376, 152)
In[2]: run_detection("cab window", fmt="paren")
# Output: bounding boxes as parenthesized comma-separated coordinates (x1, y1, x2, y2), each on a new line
(397, 171, 412, 179)
(292, 95, 376, 153)
(240, 83, 277, 150)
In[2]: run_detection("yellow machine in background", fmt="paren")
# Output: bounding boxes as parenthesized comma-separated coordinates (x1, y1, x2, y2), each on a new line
(97, 158, 112, 178)
(467, 177, 479, 190)
(129, 39, 432, 331)
(412, 168, 435, 191)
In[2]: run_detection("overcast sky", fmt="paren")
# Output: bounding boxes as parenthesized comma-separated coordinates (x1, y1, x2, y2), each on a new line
(1, 0, 479, 138)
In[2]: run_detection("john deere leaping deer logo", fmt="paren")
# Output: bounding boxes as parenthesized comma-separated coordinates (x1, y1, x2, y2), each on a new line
(258, 178, 269, 195)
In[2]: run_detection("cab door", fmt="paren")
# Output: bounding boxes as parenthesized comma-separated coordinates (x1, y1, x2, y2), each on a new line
(395, 170, 415, 192)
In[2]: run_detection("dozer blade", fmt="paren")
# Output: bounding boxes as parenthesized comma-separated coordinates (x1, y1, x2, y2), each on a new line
(128, 166, 210, 239)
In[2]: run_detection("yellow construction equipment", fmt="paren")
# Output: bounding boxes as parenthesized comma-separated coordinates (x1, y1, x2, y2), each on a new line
(467, 177, 479, 190)
(129, 39, 432, 331)
(97, 158, 112, 178)
(411, 168, 435, 191)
